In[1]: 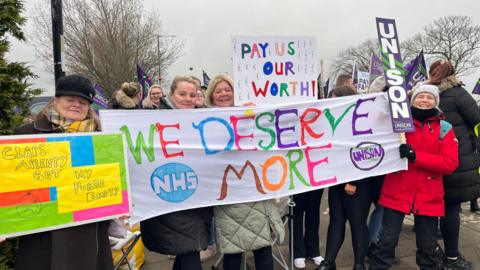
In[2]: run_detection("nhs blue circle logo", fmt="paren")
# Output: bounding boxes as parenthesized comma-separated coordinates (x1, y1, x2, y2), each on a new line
(150, 163, 198, 203)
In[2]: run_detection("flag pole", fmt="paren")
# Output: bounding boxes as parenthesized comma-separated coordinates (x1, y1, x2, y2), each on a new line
(368, 54, 373, 77)
(319, 59, 324, 99)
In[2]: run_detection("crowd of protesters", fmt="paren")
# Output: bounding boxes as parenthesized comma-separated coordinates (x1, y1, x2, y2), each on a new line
(2, 58, 480, 270)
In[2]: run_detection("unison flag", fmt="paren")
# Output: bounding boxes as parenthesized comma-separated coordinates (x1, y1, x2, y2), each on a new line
(473, 77, 480, 95)
(91, 84, 109, 112)
(405, 51, 427, 89)
(202, 70, 211, 86)
(136, 64, 153, 100)
(369, 54, 384, 77)
(323, 78, 330, 98)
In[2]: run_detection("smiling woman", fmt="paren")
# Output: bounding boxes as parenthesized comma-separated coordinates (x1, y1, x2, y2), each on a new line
(204, 74, 234, 108)
(142, 85, 165, 109)
(140, 75, 211, 270)
(157, 75, 199, 109)
(369, 83, 460, 270)
(13, 75, 113, 270)
(54, 96, 90, 121)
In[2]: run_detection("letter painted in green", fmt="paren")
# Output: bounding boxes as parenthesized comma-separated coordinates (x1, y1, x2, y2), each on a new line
(255, 112, 276, 150)
(323, 103, 356, 135)
(120, 124, 156, 164)
(286, 149, 310, 189)
(279, 83, 290, 97)
(287, 41, 295, 55)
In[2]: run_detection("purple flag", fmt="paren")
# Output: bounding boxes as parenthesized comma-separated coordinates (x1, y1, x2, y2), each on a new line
(405, 51, 427, 89)
(323, 78, 330, 98)
(376, 17, 414, 133)
(136, 64, 153, 100)
(473, 78, 480, 95)
(202, 70, 211, 86)
(369, 54, 384, 77)
(91, 84, 109, 112)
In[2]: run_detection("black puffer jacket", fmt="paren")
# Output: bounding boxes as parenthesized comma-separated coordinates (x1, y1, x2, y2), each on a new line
(140, 207, 212, 255)
(140, 96, 212, 254)
(438, 76, 480, 202)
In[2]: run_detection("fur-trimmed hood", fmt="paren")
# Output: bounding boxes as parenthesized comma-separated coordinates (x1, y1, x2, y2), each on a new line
(110, 90, 138, 109)
(432, 75, 462, 92)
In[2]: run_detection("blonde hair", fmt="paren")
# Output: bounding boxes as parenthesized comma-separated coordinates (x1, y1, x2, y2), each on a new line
(170, 76, 199, 94)
(190, 76, 202, 89)
(142, 84, 164, 109)
(120, 82, 141, 97)
(204, 74, 234, 107)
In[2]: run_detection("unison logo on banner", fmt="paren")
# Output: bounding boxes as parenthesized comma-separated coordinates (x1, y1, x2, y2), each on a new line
(375, 18, 414, 133)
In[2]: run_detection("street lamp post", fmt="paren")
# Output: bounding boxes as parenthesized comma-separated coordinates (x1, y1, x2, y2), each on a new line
(156, 35, 175, 83)
(51, 0, 65, 84)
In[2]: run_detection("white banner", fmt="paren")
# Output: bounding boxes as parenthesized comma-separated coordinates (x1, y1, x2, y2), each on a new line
(100, 93, 406, 223)
(232, 36, 318, 105)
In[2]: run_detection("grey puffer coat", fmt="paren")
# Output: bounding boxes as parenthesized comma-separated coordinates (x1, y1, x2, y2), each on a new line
(214, 200, 285, 254)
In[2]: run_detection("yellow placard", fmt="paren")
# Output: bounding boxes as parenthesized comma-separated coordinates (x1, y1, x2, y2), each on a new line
(0, 142, 72, 192)
(56, 163, 123, 213)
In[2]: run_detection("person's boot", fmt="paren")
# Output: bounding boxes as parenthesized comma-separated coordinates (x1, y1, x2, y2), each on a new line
(366, 242, 377, 262)
(317, 260, 336, 270)
(470, 199, 480, 213)
(433, 242, 445, 269)
(444, 255, 474, 270)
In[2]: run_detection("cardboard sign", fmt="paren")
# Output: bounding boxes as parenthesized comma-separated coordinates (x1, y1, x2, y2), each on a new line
(0, 133, 130, 237)
(232, 36, 318, 105)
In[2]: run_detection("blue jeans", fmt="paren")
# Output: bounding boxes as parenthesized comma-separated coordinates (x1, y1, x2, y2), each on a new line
(368, 204, 384, 243)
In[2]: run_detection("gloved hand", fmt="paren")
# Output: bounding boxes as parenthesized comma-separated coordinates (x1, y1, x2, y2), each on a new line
(399, 143, 416, 161)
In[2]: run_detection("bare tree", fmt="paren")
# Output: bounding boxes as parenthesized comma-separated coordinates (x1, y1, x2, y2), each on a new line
(402, 15, 480, 76)
(329, 39, 380, 79)
(30, 0, 184, 95)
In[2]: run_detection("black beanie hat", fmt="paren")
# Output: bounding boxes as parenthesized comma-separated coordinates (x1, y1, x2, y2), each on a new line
(55, 75, 96, 103)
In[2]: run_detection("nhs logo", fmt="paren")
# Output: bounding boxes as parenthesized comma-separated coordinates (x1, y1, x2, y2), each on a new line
(150, 163, 198, 203)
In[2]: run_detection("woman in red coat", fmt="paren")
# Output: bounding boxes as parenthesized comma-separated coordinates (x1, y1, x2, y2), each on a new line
(369, 84, 459, 270)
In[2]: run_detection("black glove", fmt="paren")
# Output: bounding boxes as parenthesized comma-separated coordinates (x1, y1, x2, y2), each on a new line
(399, 143, 416, 161)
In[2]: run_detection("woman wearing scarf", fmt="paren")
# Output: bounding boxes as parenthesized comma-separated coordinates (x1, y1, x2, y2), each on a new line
(369, 84, 459, 270)
(14, 75, 113, 270)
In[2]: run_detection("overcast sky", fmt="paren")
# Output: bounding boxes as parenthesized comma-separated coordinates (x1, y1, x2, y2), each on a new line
(7, 0, 480, 96)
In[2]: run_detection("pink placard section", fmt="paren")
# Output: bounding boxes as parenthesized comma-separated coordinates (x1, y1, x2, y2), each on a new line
(73, 191, 129, 222)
